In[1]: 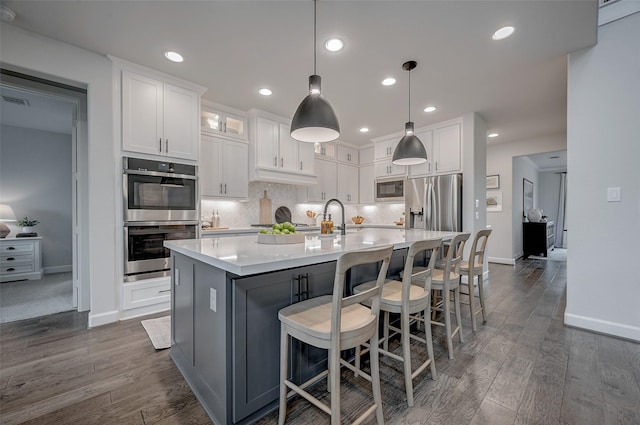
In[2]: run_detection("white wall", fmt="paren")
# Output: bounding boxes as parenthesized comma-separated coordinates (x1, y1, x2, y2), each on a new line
(486, 135, 566, 264)
(1, 25, 117, 327)
(0, 125, 72, 272)
(538, 171, 564, 226)
(565, 12, 640, 341)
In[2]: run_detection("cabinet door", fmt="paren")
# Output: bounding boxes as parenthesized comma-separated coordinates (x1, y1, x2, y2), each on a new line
(163, 83, 199, 160)
(433, 123, 461, 174)
(122, 70, 163, 156)
(308, 159, 337, 202)
(359, 164, 375, 204)
(374, 160, 406, 178)
(337, 164, 359, 203)
(278, 123, 299, 172)
(375, 138, 397, 160)
(222, 112, 246, 140)
(201, 109, 222, 134)
(222, 141, 248, 198)
(359, 146, 375, 165)
(255, 116, 279, 170)
(200, 135, 224, 197)
(314, 142, 336, 159)
(408, 130, 434, 177)
(298, 142, 315, 175)
(337, 145, 358, 164)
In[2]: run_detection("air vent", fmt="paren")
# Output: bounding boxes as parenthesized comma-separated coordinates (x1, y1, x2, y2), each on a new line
(599, 0, 620, 7)
(2, 96, 30, 107)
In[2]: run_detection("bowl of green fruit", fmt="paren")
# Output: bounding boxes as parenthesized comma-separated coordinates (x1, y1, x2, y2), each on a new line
(257, 222, 305, 244)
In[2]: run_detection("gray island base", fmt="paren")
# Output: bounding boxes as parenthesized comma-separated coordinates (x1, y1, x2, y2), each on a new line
(165, 228, 457, 425)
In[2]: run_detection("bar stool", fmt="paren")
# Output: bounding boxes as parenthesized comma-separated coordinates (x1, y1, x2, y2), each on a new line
(352, 238, 442, 407)
(459, 229, 492, 332)
(278, 245, 393, 425)
(424, 233, 470, 359)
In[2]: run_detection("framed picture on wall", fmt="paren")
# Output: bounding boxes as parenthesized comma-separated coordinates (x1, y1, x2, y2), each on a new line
(486, 175, 500, 189)
(523, 178, 534, 216)
(486, 191, 503, 212)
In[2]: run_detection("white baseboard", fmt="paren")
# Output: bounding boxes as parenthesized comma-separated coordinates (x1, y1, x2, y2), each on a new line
(88, 310, 119, 328)
(488, 257, 516, 265)
(460, 270, 489, 285)
(44, 265, 72, 274)
(119, 302, 171, 321)
(564, 312, 640, 342)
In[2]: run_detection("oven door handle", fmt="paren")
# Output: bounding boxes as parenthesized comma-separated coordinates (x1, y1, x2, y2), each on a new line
(124, 220, 200, 227)
(124, 169, 197, 180)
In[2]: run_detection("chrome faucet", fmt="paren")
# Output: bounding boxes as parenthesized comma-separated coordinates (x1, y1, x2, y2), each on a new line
(323, 198, 346, 236)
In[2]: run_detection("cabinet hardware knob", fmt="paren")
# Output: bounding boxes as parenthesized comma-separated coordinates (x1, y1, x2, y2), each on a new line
(7, 247, 15, 250)
(300, 161, 303, 170)
(6, 257, 14, 261)
(280, 158, 283, 167)
(165, 139, 169, 153)
(7, 268, 15, 272)
(158, 289, 171, 294)
(159, 138, 162, 152)
(274, 156, 277, 166)
(220, 183, 223, 194)
(224, 184, 227, 194)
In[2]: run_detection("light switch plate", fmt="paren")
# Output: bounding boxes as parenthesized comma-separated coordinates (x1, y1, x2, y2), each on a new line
(607, 187, 621, 202)
(475, 199, 479, 208)
(210, 288, 217, 312)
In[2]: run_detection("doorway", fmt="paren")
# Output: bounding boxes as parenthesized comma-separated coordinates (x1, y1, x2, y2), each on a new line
(0, 70, 88, 323)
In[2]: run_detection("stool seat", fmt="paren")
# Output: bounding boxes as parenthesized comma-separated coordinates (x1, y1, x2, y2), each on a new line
(459, 260, 483, 274)
(353, 279, 429, 309)
(431, 269, 460, 288)
(278, 295, 376, 349)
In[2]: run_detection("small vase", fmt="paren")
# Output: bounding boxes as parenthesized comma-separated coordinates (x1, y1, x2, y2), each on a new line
(22, 226, 35, 233)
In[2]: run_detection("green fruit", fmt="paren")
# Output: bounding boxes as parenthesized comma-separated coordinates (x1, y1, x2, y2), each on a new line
(282, 229, 290, 234)
(259, 229, 268, 234)
(272, 224, 279, 230)
(272, 229, 282, 234)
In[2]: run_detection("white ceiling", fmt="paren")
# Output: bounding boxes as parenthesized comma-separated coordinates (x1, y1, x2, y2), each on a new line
(526, 149, 567, 171)
(1, 1, 598, 146)
(0, 86, 74, 135)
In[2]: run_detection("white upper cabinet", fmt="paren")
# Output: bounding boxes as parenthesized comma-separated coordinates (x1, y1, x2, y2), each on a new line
(200, 134, 248, 199)
(201, 101, 247, 141)
(432, 123, 461, 174)
(408, 130, 434, 177)
(374, 137, 398, 160)
(337, 163, 359, 203)
(374, 160, 406, 178)
(314, 142, 336, 159)
(359, 146, 375, 165)
(248, 109, 317, 185)
(305, 159, 337, 202)
(337, 145, 358, 164)
(359, 164, 375, 204)
(121, 69, 202, 161)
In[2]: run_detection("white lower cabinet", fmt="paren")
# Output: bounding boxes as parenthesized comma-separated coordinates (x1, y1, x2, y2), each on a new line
(200, 134, 248, 199)
(122, 277, 171, 310)
(337, 164, 359, 203)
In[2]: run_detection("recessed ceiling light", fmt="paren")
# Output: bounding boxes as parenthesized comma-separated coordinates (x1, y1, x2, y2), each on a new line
(382, 77, 396, 86)
(359, 127, 369, 133)
(488, 133, 499, 138)
(325, 38, 344, 52)
(492, 26, 515, 41)
(258, 88, 272, 96)
(424, 106, 437, 113)
(164, 51, 184, 63)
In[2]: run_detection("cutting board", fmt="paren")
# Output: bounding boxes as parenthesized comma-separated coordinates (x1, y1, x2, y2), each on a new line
(259, 190, 272, 224)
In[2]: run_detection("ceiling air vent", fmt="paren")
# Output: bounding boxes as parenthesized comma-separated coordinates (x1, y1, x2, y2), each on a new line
(2, 95, 30, 107)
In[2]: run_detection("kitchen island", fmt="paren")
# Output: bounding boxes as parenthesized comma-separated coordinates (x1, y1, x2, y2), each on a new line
(165, 228, 457, 425)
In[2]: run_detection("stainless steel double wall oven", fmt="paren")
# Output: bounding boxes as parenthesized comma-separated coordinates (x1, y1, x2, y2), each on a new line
(123, 157, 198, 281)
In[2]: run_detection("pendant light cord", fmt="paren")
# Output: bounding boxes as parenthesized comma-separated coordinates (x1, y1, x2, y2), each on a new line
(408, 68, 411, 122)
(313, 0, 317, 75)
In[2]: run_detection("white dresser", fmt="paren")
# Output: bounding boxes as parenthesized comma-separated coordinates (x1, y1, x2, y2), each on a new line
(0, 237, 43, 282)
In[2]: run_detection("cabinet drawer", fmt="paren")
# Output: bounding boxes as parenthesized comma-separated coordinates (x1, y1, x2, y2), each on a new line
(1, 243, 34, 254)
(2, 264, 34, 274)
(0, 253, 34, 265)
(122, 279, 171, 310)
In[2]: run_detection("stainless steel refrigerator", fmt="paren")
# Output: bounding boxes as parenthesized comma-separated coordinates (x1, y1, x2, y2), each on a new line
(405, 174, 463, 231)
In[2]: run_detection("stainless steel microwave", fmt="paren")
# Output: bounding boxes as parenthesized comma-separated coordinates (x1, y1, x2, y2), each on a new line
(375, 177, 405, 202)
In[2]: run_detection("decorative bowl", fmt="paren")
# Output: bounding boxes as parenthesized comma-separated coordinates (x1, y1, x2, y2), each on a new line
(352, 216, 365, 225)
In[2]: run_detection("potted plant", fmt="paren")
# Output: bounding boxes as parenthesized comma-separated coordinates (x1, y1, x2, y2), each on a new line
(17, 217, 39, 233)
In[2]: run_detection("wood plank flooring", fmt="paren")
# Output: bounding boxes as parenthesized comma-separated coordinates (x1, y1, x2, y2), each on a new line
(1, 258, 639, 425)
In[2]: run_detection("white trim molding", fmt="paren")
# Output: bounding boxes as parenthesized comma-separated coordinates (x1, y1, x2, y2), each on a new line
(88, 310, 119, 328)
(488, 257, 516, 265)
(44, 265, 73, 274)
(565, 312, 640, 342)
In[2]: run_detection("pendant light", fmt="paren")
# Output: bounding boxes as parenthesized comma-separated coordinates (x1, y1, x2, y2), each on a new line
(290, 0, 340, 143)
(392, 60, 427, 165)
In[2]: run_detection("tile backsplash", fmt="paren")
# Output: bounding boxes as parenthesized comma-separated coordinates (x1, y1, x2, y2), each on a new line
(201, 182, 405, 228)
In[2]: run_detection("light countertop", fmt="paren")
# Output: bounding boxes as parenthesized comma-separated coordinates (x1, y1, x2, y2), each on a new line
(166, 228, 458, 276)
(199, 223, 405, 237)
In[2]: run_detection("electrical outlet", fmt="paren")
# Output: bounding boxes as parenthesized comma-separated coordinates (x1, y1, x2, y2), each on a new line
(210, 288, 217, 312)
(475, 199, 479, 208)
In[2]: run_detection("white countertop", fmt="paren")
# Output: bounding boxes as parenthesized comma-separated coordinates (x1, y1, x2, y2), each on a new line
(166, 228, 458, 276)
(200, 223, 405, 236)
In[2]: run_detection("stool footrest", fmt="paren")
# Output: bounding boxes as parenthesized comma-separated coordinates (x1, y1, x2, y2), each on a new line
(284, 377, 331, 415)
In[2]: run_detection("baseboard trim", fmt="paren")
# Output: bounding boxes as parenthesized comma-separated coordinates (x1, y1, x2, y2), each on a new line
(461, 270, 489, 285)
(488, 257, 515, 265)
(119, 303, 171, 321)
(88, 310, 119, 328)
(44, 265, 72, 274)
(564, 312, 640, 342)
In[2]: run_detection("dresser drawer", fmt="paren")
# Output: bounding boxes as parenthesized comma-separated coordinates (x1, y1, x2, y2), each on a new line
(1, 253, 34, 265)
(1, 242, 34, 254)
(2, 264, 35, 274)
(122, 278, 171, 310)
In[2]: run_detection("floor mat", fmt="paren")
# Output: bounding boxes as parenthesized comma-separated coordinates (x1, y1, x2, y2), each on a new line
(141, 316, 171, 350)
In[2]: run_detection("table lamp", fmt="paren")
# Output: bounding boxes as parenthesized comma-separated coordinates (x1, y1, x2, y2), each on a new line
(0, 204, 17, 238)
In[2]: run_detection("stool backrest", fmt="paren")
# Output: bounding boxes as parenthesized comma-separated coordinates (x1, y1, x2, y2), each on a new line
(442, 233, 471, 278)
(467, 229, 492, 275)
(402, 239, 442, 302)
(331, 245, 394, 338)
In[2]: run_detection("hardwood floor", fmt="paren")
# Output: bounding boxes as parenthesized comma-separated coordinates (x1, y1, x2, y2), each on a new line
(1, 259, 639, 425)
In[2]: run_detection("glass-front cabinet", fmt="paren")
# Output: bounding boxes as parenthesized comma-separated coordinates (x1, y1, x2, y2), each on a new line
(201, 101, 247, 141)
